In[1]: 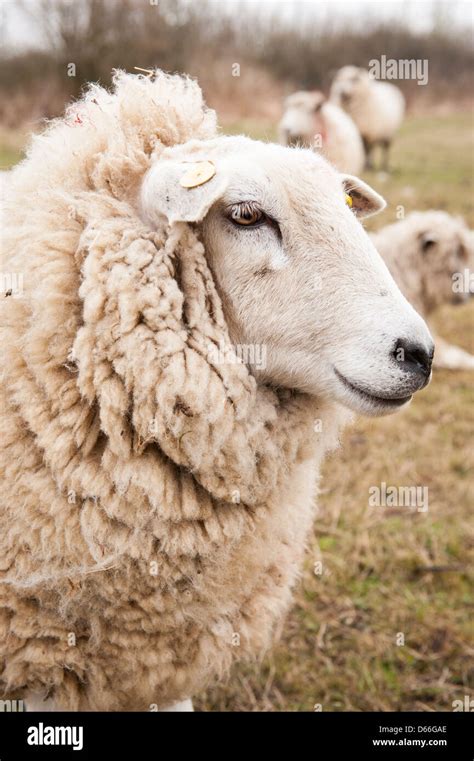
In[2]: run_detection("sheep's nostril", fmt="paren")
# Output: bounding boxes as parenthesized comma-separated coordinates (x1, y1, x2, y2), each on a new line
(393, 338, 434, 380)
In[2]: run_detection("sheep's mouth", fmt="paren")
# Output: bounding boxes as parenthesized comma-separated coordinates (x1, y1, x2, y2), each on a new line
(334, 368, 413, 410)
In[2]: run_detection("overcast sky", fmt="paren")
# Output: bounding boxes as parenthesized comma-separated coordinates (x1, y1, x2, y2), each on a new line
(2, 0, 473, 50)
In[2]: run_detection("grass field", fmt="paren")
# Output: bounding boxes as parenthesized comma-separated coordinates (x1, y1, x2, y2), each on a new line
(0, 127, 26, 171)
(2, 113, 473, 712)
(196, 112, 474, 711)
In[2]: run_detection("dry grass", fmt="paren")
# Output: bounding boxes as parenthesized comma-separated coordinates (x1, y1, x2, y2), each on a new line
(196, 303, 473, 712)
(195, 112, 474, 712)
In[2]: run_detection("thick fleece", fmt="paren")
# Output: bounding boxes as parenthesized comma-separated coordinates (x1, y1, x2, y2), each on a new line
(0, 71, 344, 710)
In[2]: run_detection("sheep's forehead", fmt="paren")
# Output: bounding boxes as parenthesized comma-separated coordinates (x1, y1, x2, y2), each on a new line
(337, 66, 367, 81)
(219, 141, 341, 204)
(414, 212, 467, 242)
(337, 66, 359, 77)
(285, 91, 323, 110)
(165, 137, 342, 213)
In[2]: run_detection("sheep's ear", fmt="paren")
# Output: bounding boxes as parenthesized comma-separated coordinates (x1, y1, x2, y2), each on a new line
(342, 175, 386, 218)
(140, 158, 228, 226)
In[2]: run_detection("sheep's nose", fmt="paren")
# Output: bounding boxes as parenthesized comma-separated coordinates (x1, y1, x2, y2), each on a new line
(393, 338, 434, 384)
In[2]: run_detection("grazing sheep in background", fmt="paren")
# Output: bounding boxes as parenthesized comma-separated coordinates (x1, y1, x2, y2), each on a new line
(371, 211, 474, 370)
(330, 66, 405, 171)
(0, 70, 433, 713)
(278, 90, 365, 175)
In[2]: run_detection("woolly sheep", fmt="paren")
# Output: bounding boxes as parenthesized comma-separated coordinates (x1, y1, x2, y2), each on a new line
(0, 70, 433, 712)
(330, 66, 405, 170)
(371, 211, 474, 370)
(278, 90, 365, 175)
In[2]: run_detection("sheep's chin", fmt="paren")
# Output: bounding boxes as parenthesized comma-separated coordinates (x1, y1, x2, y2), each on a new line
(332, 369, 413, 417)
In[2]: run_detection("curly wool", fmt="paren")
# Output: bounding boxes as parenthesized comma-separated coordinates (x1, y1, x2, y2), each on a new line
(0, 70, 344, 710)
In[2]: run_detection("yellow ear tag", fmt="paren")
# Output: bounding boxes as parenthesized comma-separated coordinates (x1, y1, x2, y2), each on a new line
(179, 160, 216, 189)
(345, 193, 353, 207)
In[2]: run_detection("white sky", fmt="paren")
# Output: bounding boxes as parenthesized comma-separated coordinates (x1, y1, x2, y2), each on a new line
(2, 0, 473, 50)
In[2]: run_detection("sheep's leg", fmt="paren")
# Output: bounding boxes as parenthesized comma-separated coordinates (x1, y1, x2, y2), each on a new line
(381, 139, 391, 172)
(433, 335, 474, 370)
(363, 137, 373, 170)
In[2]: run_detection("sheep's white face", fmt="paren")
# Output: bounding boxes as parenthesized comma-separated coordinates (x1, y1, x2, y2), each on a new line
(411, 213, 473, 311)
(331, 66, 369, 104)
(279, 91, 326, 147)
(141, 136, 434, 416)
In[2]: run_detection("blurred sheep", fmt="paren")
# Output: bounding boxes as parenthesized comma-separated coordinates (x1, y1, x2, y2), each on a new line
(371, 211, 474, 369)
(278, 90, 365, 175)
(330, 66, 405, 171)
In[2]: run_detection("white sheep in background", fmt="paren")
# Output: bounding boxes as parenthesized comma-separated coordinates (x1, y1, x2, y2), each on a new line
(278, 90, 365, 175)
(371, 211, 474, 370)
(1, 70, 434, 713)
(330, 66, 405, 171)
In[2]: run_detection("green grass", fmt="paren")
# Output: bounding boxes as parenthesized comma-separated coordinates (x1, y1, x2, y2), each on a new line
(0, 146, 23, 170)
(221, 118, 278, 144)
(366, 112, 474, 229)
(0, 127, 26, 170)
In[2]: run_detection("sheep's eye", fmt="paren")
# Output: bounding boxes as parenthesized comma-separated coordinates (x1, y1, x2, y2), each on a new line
(420, 234, 437, 252)
(228, 202, 265, 228)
